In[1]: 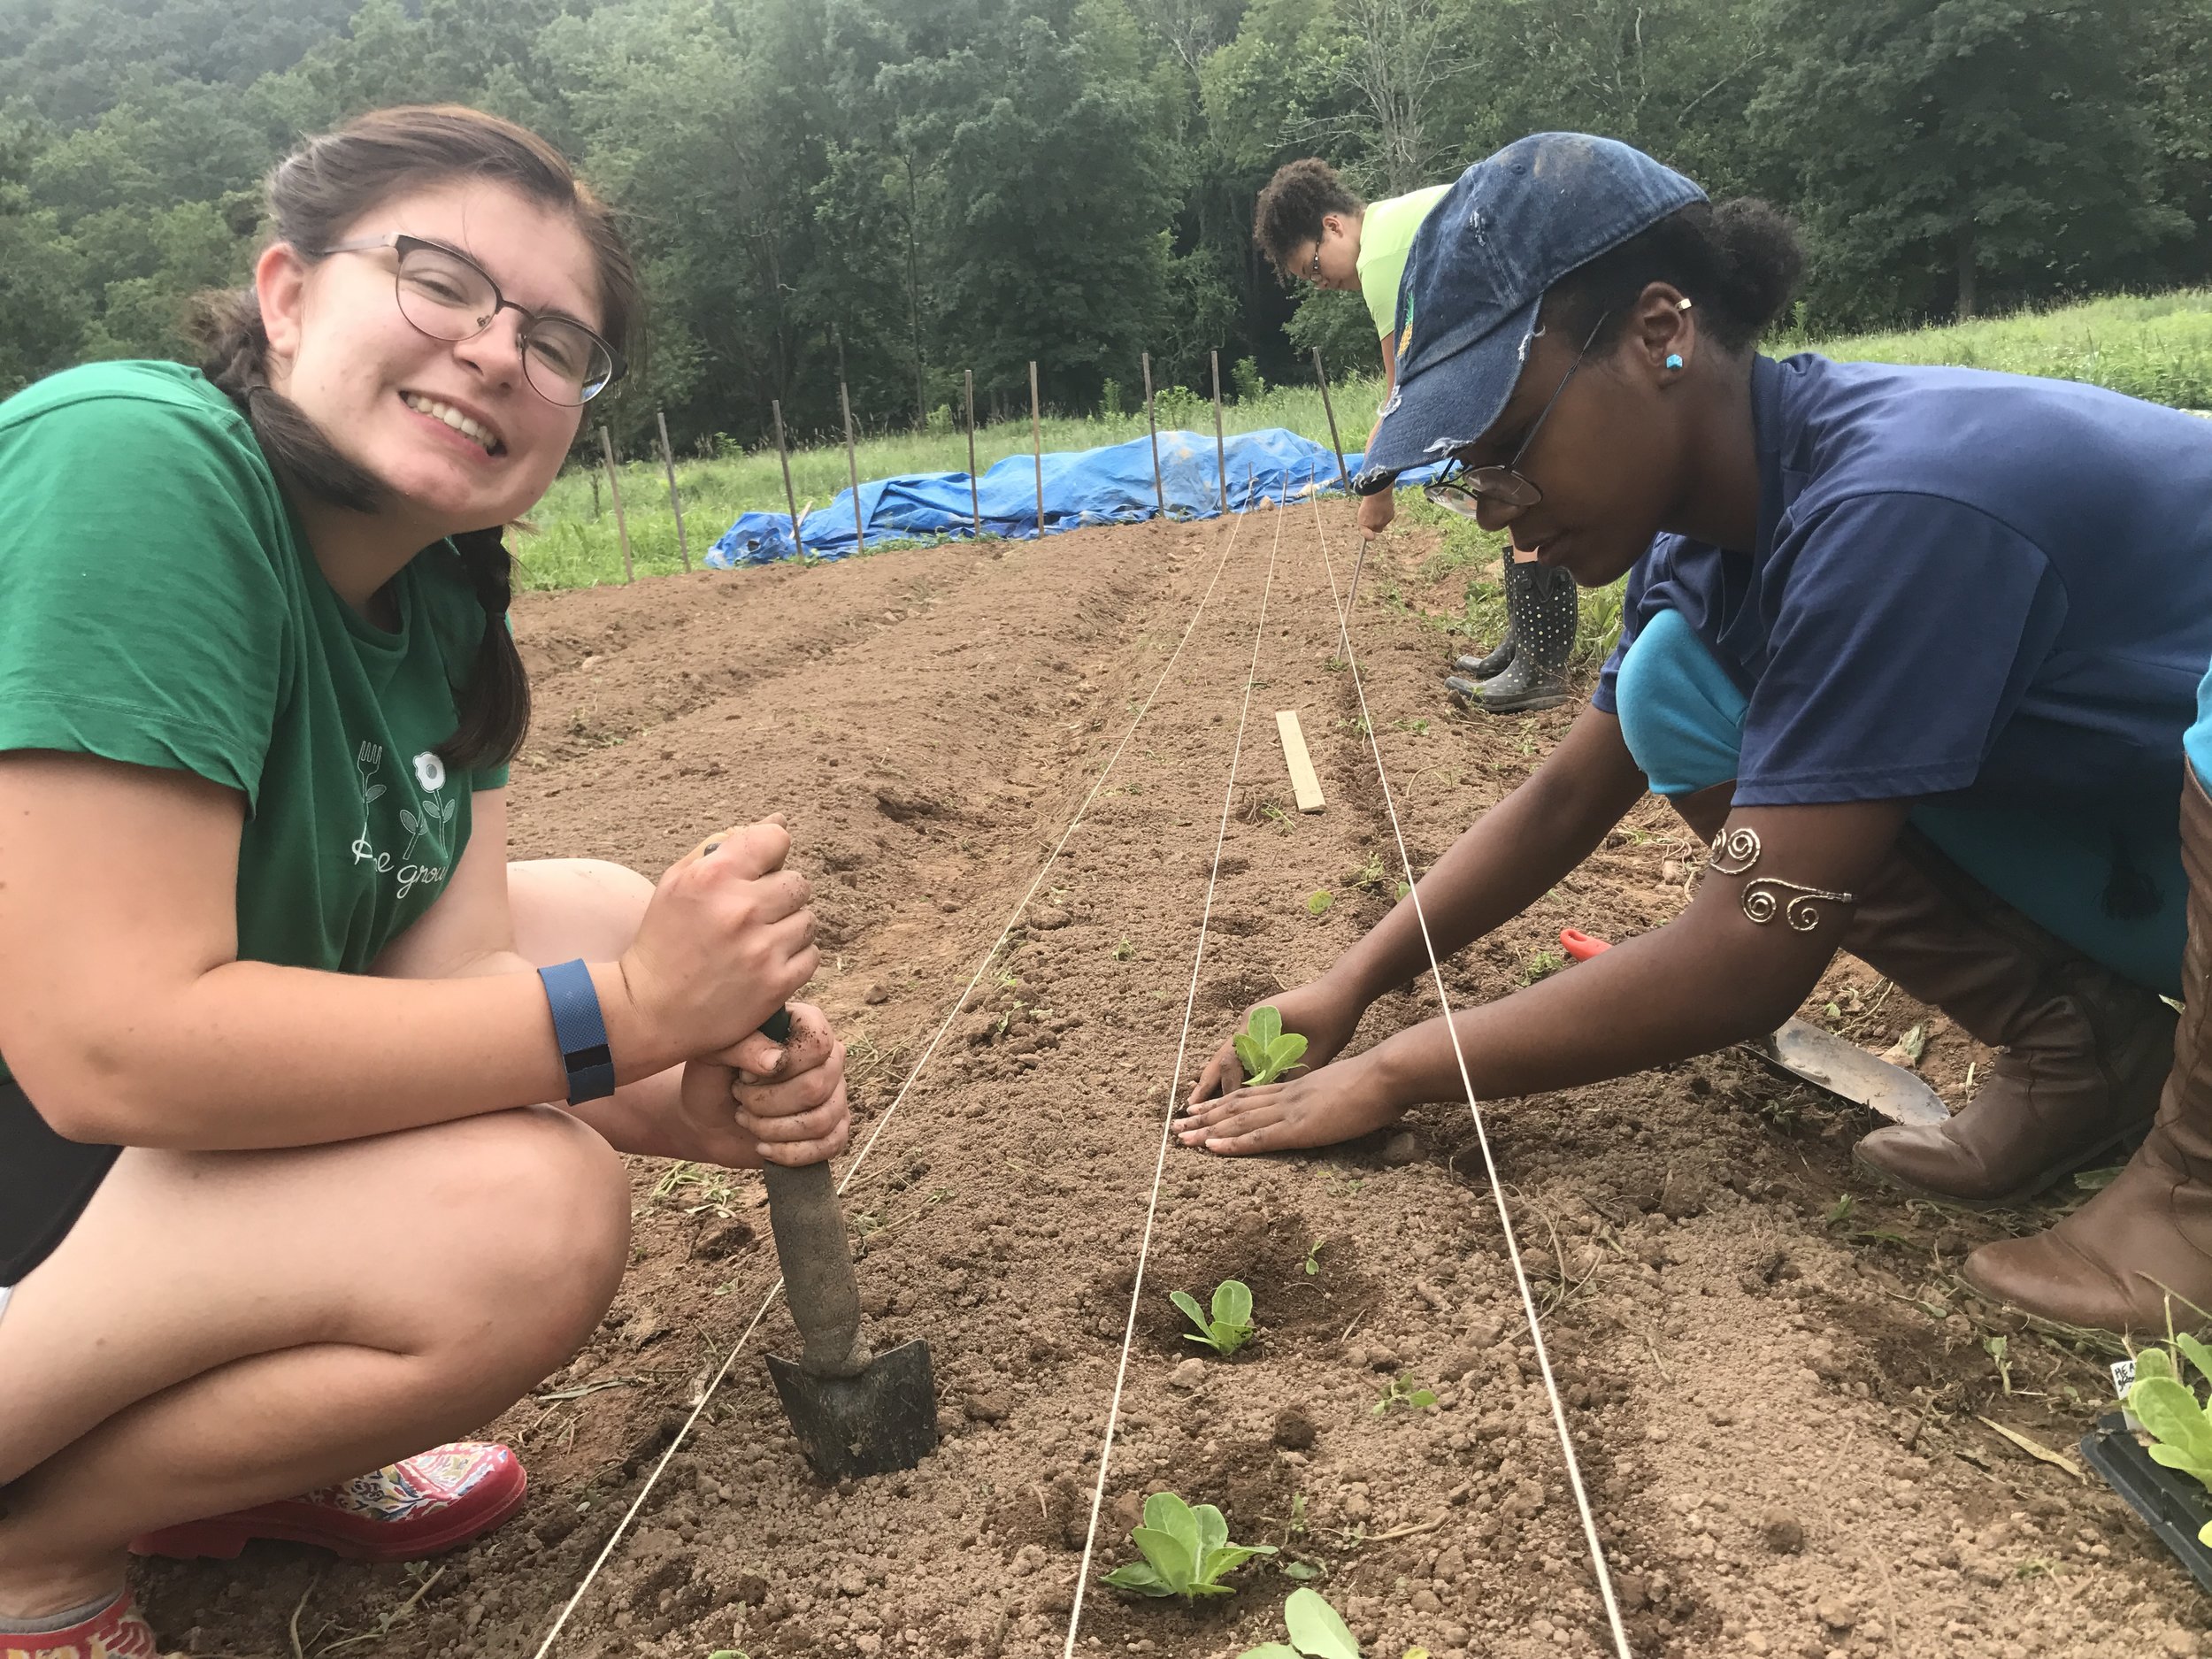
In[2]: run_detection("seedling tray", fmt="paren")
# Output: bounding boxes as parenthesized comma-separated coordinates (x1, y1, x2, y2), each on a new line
(2081, 1409, 2212, 1594)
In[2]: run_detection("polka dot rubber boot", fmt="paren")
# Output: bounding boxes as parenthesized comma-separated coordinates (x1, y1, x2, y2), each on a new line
(1470, 559, 1576, 714)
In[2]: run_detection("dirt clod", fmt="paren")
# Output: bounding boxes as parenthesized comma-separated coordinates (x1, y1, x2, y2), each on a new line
(1271, 1407, 1317, 1450)
(1761, 1509, 1806, 1553)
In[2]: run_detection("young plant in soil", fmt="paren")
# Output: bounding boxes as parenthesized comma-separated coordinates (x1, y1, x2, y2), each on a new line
(1102, 1492, 1277, 1599)
(1237, 1586, 1362, 1658)
(1172, 1279, 1256, 1356)
(2126, 1336, 2212, 1540)
(1234, 1005, 1308, 1086)
(1371, 1374, 1438, 1416)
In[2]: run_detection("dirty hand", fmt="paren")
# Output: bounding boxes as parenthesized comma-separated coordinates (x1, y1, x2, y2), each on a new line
(1187, 978, 1365, 1106)
(1177, 1047, 1404, 1156)
(1357, 488, 1395, 540)
(675, 1002, 850, 1169)
(620, 819, 819, 1067)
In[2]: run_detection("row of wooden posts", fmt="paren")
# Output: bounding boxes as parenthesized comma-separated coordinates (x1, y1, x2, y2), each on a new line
(590, 348, 1353, 583)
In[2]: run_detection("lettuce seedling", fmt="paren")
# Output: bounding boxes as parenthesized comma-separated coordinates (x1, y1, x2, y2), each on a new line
(2127, 1335, 2212, 1541)
(1234, 1005, 1308, 1086)
(1172, 1279, 1256, 1356)
(1102, 1492, 1276, 1599)
(1236, 1586, 1362, 1657)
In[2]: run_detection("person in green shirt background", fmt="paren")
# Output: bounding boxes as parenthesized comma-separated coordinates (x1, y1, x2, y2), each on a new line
(1255, 157, 1580, 713)
(0, 106, 849, 1657)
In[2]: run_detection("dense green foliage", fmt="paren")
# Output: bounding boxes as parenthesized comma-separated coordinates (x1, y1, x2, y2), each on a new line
(4, 0, 2209, 452)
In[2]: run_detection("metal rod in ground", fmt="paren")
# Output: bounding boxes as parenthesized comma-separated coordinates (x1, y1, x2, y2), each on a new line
(656, 410, 690, 571)
(840, 378, 864, 553)
(1210, 349, 1227, 514)
(1312, 349, 1349, 489)
(598, 426, 634, 583)
(1141, 350, 1164, 518)
(1029, 359, 1044, 540)
(964, 369, 981, 536)
(772, 398, 802, 557)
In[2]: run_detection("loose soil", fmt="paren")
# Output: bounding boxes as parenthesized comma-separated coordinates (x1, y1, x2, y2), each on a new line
(140, 505, 2207, 1658)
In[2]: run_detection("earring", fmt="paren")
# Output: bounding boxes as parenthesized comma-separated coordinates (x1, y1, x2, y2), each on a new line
(1665, 353, 1684, 370)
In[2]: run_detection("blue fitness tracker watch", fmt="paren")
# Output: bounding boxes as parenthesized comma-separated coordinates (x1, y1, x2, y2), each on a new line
(538, 958, 617, 1103)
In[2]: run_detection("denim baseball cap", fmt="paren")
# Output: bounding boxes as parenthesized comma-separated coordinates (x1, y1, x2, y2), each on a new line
(1354, 133, 1706, 491)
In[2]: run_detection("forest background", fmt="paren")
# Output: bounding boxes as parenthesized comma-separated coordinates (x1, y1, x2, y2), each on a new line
(4, 0, 2210, 454)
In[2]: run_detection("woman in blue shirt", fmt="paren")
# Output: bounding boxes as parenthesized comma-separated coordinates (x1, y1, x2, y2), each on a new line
(1182, 133, 2212, 1339)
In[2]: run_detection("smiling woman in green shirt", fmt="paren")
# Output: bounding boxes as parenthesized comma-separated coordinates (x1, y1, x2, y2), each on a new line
(0, 107, 849, 1655)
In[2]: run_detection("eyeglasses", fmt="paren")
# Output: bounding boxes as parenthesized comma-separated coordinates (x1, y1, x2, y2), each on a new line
(1422, 310, 1609, 518)
(319, 234, 626, 406)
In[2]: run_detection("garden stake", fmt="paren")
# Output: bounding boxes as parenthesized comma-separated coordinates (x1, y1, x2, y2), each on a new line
(964, 369, 980, 535)
(772, 398, 802, 556)
(596, 426, 633, 583)
(1303, 484, 1634, 1659)
(529, 515, 1257, 1659)
(1210, 349, 1226, 513)
(656, 410, 689, 570)
(1141, 349, 1164, 518)
(840, 377, 864, 552)
(1312, 348, 1348, 488)
(1030, 358, 1045, 538)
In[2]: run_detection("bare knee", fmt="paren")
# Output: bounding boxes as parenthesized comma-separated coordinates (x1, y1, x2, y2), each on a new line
(434, 1108, 630, 1375)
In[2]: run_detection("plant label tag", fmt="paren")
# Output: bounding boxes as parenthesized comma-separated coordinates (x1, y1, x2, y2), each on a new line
(2112, 1357, 2138, 1400)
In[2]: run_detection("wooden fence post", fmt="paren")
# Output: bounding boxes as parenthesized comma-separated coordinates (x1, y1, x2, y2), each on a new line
(1029, 359, 1044, 540)
(656, 410, 690, 571)
(1311, 349, 1349, 489)
(598, 426, 634, 583)
(964, 369, 981, 536)
(772, 398, 803, 557)
(1141, 350, 1165, 518)
(1210, 349, 1227, 515)
(839, 378, 864, 553)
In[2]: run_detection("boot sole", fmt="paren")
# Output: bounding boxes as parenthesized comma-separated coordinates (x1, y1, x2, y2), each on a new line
(1469, 694, 1570, 716)
(1849, 1117, 2154, 1210)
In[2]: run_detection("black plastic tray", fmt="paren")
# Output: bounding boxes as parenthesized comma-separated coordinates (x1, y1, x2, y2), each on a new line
(2081, 1409, 2212, 1594)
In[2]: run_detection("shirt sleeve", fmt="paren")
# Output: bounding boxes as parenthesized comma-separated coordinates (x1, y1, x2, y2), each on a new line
(1733, 494, 2068, 805)
(0, 387, 291, 805)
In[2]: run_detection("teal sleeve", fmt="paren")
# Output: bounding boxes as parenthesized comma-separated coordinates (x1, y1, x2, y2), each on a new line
(0, 386, 290, 806)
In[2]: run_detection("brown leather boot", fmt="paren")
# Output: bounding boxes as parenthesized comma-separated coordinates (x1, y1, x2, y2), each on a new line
(1846, 828, 2174, 1206)
(1662, 785, 2174, 1206)
(1962, 772, 2212, 1335)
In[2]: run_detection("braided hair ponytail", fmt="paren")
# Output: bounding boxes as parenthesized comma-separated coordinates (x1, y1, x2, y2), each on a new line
(187, 105, 640, 772)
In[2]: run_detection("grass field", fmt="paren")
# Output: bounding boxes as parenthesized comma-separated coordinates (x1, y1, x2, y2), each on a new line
(518, 288, 2212, 591)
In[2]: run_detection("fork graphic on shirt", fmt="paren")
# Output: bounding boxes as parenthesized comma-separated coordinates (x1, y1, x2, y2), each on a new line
(353, 741, 386, 864)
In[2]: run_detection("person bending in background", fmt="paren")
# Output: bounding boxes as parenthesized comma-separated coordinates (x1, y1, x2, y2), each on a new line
(1254, 156, 1580, 715)
(0, 106, 849, 1657)
(1191, 131, 2212, 1342)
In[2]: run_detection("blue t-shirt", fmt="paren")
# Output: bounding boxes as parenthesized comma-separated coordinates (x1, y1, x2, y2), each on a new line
(1593, 353, 2212, 815)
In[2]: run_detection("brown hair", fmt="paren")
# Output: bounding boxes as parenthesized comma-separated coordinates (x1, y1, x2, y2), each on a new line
(1252, 157, 1364, 281)
(189, 104, 641, 771)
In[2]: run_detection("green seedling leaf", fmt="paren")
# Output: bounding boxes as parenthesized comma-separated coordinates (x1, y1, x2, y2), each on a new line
(1233, 1006, 1308, 1086)
(1174, 1279, 1256, 1356)
(1307, 889, 1333, 915)
(1237, 1647, 1302, 1659)
(2178, 1332, 2212, 1390)
(1283, 1586, 1362, 1657)
(1106, 1491, 1276, 1601)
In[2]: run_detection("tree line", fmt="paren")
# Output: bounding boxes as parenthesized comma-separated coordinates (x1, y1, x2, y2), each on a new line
(3, 0, 2207, 452)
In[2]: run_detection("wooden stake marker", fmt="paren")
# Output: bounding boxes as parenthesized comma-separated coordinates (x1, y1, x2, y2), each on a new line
(1209, 349, 1227, 514)
(1275, 710, 1325, 813)
(1029, 359, 1044, 539)
(771, 398, 803, 556)
(1141, 349, 1165, 518)
(1312, 349, 1349, 489)
(964, 369, 981, 536)
(597, 426, 634, 584)
(657, 410, 690, 571)
(839, 377, 864, 553)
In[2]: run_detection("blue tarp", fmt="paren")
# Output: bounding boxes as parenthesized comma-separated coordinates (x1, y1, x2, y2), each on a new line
(703, 426, 1448, 566)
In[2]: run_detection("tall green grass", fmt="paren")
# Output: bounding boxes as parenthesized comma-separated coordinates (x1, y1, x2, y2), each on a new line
(518, 289, 2212, 591)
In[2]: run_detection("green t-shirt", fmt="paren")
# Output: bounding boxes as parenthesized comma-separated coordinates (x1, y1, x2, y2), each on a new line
(1356, 184, 1451, 344)
(0, 361, 505, 1082)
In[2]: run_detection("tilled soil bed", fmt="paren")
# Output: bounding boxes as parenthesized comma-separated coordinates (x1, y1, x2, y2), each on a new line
(142, 504, 2208, 1658)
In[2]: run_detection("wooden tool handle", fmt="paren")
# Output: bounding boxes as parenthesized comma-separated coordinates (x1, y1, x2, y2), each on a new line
(761, 1159, 872, 1379)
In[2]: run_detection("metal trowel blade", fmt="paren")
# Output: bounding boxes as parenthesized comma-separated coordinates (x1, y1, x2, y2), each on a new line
(765, 1338, 938, 1480)
(1753, 1020, 1951, 1127)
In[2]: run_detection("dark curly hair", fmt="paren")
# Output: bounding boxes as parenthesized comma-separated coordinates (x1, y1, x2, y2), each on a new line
(1253, 158, 1364, 281)
(1542, 197, 1804, 353)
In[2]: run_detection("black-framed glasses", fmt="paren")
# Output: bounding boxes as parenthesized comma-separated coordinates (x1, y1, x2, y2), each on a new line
(319, 234, 626, 406)
(1422, 310, 1610, 518)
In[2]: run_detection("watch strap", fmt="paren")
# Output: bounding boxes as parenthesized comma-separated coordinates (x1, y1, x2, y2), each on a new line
(537, 958, 616, 1103)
